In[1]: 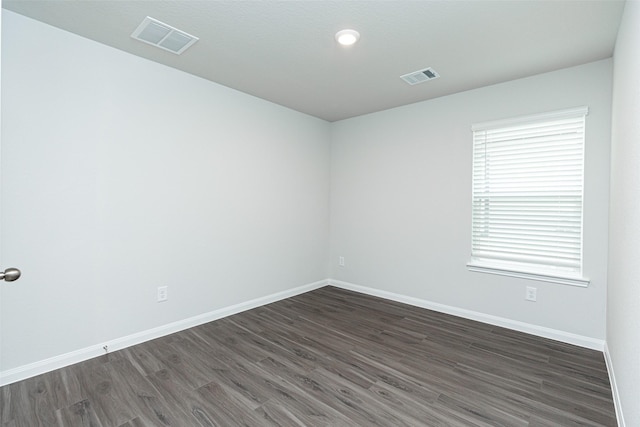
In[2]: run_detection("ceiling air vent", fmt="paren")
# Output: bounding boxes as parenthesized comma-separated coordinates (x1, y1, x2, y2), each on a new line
(131, 16, 199, 55)
(400, 67, 440, 85)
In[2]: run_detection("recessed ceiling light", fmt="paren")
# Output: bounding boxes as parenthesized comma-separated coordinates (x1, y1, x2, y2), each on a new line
(335, 29, 360, 46)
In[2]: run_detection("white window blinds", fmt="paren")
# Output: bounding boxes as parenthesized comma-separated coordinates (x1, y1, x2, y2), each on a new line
(469, 107, 588, 286)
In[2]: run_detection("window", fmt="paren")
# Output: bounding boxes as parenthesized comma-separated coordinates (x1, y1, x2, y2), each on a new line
(467, 107, 589, 287)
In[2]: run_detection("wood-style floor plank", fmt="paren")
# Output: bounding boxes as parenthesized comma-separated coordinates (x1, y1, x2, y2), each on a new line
(0, 286, 617, 426)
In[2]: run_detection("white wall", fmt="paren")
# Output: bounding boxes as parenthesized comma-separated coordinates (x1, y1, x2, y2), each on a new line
(608, 1, 640, 425)
(1, 11, 330, 373)
(330, 59, 612, 342)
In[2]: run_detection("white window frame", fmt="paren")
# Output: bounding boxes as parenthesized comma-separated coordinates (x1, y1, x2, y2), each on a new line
(467, 107, 590, 287)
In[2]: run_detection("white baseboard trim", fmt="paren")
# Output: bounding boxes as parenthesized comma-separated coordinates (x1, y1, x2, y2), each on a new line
(604, 343, 625, 427)
(329, 279, 605, 351)
(0, 279, 329, 387)
(0, 278, 608, 387)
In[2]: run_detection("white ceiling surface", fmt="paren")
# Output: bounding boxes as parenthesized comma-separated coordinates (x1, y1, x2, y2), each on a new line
(2, 1, 625, 122)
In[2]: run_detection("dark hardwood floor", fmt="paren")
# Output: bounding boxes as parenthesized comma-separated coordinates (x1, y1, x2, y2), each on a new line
(1, 286, 617, 426)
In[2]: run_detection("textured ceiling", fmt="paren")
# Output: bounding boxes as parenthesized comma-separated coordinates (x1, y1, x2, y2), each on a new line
(2, 1, 625, 122)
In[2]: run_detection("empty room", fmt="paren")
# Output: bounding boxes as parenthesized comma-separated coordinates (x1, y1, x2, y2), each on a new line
(0, 1, 638, 426)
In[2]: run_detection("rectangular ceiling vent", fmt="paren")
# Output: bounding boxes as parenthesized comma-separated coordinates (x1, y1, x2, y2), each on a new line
(131, 16, 199, 55)
(400, 67, 440, 85)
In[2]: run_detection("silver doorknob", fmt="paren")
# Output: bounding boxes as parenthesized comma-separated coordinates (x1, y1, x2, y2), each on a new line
(0, 268, 21, 282)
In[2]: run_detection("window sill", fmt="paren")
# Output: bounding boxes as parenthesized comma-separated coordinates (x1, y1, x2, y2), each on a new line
(466, 262, 590, 287)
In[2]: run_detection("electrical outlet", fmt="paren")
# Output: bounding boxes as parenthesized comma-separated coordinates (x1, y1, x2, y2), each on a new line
(525, 286, 537, 302)
(157, 286, 168, 302)
(339, 256, 345, 267)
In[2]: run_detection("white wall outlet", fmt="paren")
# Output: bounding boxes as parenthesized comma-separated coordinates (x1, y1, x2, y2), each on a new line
(339, 256, 345, 267)
(157, 286, 168, 302)
(525, 286, 537, 302)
